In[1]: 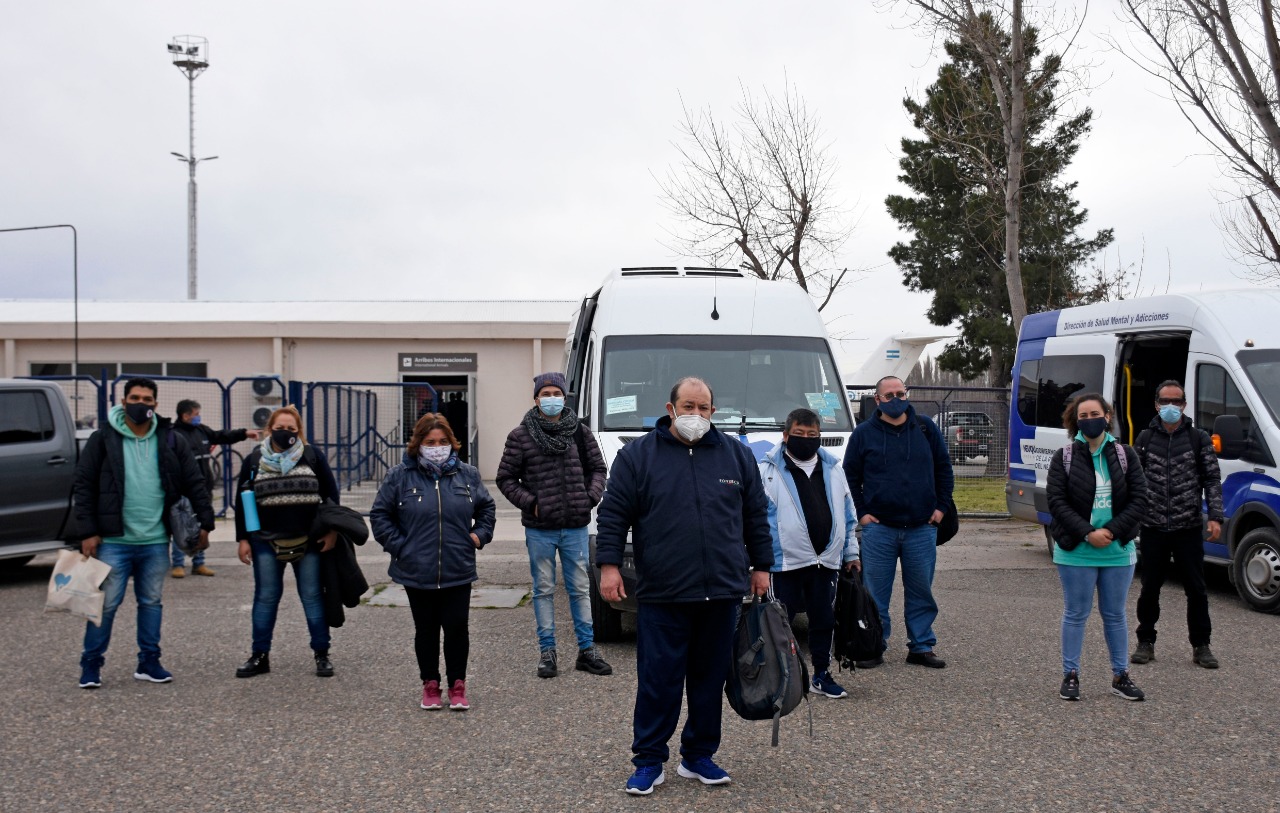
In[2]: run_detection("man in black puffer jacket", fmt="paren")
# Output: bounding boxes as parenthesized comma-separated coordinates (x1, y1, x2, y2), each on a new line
(1131, 380, 1226, 669)
(496, 371, 611, 679)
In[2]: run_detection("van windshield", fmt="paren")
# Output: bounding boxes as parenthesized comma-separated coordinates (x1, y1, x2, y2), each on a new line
(599, 335, 851, 431)
(1238, 349, 1280, 425)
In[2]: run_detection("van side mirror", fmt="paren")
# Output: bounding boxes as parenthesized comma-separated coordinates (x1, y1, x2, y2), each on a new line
(1212, 414, 1246, 459)
(859, 395, 876, 422)
(565, 391, 579, 412)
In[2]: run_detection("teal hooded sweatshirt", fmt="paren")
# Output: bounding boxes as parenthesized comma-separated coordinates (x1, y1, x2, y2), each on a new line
(104, 404, 168, 545)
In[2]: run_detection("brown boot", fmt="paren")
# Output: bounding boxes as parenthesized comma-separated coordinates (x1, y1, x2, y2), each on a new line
(170, 567, 186, 579)
(192, 565, 216, 577)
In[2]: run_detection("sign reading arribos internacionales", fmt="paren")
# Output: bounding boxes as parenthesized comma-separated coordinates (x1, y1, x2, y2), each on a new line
(398, 353, 478, 373)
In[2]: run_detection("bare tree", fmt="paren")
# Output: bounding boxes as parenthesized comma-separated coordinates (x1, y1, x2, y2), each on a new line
(656, 84, 855, 310)
(1117, 0, 1280, 281)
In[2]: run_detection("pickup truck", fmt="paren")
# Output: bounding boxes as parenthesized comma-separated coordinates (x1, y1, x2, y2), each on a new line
(0, 379, 76, 567)
(937, 410, 995, 465)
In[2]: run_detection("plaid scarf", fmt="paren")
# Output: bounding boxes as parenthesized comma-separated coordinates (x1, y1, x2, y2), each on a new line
(522, 406, 580, 455)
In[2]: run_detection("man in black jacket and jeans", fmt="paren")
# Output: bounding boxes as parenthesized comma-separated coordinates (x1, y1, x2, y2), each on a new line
(496, 371, 611, 679)
(596, 377, 773, 795)
(169, 398, 260, 577)
(73, 378, 215, 689)
(1132, 380, 1225, 669)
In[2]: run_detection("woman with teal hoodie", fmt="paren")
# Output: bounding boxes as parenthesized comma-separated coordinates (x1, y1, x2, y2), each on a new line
(1046, 393, 1149, 702)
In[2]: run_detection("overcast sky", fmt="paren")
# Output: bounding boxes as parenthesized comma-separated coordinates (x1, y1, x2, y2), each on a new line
(0, 1, 1246, 369)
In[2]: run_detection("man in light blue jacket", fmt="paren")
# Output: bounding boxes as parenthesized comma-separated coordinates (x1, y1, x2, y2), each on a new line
(760, 407, 860, 699)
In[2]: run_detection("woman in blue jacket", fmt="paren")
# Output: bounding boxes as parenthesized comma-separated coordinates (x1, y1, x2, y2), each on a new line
(370, 413, 495, 712)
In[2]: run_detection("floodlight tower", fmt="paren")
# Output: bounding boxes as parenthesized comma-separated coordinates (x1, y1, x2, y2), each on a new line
(167, 35, 217, 300)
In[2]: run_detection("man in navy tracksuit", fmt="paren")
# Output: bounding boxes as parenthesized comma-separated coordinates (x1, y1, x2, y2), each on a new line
(596, 377, 772, 796)
(842, 376, 954, 669)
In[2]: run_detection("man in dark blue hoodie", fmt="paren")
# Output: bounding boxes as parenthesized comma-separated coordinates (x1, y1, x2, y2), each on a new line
(596, 377, 772, 796)
(842, 376, 954, 669)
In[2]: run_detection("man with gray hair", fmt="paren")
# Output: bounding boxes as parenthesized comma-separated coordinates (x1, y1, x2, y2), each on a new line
(596, 377, 773, 795)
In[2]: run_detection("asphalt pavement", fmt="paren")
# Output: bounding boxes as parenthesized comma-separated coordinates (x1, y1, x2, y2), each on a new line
(2, 501, 1278, 813)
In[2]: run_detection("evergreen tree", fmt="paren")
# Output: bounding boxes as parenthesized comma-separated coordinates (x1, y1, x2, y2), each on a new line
(885, 16, 1112, 384)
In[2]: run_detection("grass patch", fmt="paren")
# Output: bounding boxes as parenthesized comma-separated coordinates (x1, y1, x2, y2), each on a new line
(359, 582, 390, 606)
(953, 477, 1008, 513)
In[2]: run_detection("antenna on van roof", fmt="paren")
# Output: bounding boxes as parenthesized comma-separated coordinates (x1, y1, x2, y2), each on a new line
(711, 267, 721, 320)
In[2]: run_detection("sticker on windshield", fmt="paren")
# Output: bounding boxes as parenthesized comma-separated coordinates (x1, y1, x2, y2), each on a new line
(606, 395, 638, 415)
(819, 407, 837, 423)
(806, 392, 844, 412)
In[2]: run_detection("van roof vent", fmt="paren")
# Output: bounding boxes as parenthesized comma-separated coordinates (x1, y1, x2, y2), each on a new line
(617, 266, 744, 278)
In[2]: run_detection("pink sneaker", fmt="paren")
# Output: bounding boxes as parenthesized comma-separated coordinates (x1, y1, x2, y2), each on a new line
(448, 679, 469, 711)
(420, 680, 442, 710)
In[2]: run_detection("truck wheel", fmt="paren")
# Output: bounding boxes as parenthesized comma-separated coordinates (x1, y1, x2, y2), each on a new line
(589, 567, 624, 642)
(1232, 527, 1280, 614)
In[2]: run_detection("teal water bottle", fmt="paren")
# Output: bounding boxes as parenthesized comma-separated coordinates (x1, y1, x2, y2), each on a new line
(241, 489, 260, 533)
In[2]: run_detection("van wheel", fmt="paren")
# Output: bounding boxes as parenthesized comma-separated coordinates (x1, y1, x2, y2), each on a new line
(1232, 527, 1280, 614)
(1043, 525, 1054, 557)
(0, 556, 34, 570)
(589, 567, 623, 642)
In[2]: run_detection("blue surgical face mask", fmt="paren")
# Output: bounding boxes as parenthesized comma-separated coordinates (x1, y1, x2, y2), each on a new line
(879, 397, 909, 419)
(538, 396, 565, 417)
(1158, 404, 1183, 424)
(1078, 417, 1109, 440)
(190, 415, 202, 426)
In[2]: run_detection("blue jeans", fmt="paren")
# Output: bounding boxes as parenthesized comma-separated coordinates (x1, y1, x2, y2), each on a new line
(170, 540, 205, 568)
(525, 526, 593, 651)
(1058, 563, 1135, 676)
(81, 542, 169, 667)
(249, 538, 330, 653)
(860, 523, 939, 653)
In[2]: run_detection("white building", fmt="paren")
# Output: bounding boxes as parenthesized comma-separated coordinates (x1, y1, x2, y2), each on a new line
(0, 299, 575, 480)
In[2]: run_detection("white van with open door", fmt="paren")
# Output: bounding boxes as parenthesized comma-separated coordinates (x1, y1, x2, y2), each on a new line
(565, 267, 852, 638)
(1006, 290, 1280, 613)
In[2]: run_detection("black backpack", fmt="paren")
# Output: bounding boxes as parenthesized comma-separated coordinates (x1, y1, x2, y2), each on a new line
(916, 416, 959, 545)
(833, 568, 886, 668)
(725, 596, 811, 746)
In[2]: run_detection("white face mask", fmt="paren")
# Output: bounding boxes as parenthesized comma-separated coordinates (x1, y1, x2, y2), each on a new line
(672, 413, 711, 442)
(420, 445, 452, 465)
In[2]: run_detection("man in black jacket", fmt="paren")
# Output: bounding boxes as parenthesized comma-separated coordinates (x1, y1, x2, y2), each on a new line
(596, 377, 772, 795)
(496, 372, 611, 679)
(1131, 380, 1226, 669)
(73, 379, 215, 689)
(169, 398, 260, 577)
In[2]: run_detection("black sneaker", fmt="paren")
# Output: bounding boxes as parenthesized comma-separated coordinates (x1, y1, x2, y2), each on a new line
(537, 648, 558, 678)
(575, 646, 613, 676)
(1193, 645, 1219, 669)
(1059, 671, 1080, 701)
(855, 655, 884, 669)
(314, 651, 334, 678)
(1111, 671, 1145, 701)
(236, 652, 270, 678)
(1130, 641, 1155, 664)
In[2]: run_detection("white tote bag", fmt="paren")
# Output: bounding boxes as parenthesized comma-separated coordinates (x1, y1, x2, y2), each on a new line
(44, 550, 112, 626)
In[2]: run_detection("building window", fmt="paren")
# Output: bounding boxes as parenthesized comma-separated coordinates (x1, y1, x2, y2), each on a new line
(121, 362, 164, 375)
(29, 361, 206, 378)
(166, 362, 208, 377)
